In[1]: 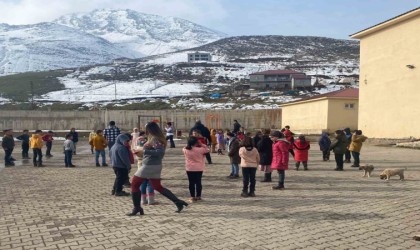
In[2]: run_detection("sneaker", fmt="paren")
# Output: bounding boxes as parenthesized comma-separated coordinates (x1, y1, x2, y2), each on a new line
(248, 192, 256, 197)
(102, 163, 108, 167)
(96, 163, 100, 167)
(240, 192, 249, 197)
(115, 191, 130, 196)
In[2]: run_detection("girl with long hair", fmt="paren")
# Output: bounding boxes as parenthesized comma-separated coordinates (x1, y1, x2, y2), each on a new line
(127, 122, 188, 216)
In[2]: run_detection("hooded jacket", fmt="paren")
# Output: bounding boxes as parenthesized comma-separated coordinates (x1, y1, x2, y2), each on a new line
(227, 136, 241, 164)
(256, 135, 273, 165)
(330, 134, 347, 154)
(109, 134, 131, 169)
(271, 139, 290, 170)
(30, 134, 44, 149)
(318, 133, 331, 151)
(348, 134, 368, 153)
(90, 134, 108, 150)
(239, 146, 260, 168)
(1, 135, 15, 150)
(293, 139, 310, 162)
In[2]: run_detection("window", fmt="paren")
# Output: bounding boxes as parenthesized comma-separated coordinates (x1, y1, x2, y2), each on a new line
(345, 103, 355, 109)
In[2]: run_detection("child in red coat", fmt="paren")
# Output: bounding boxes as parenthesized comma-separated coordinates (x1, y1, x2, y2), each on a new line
(270, 130, 290, 190)
(293, 135, 310, 171)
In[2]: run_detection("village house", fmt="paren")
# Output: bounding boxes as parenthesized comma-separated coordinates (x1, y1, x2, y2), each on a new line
(281, 88, 359, 134)
(351, 7, 420, 138)
(187, 52, 212, 63)
(249, 70, 311, 90)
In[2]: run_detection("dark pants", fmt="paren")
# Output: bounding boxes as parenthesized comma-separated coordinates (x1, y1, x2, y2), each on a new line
(166, 135, 175, 148)
(113, 167, 129, 193)
(4, 149, 13, 165)
(345, 149, 351, 162)
(205, 152, 212, 164)
(64, 150, 73, 166)
(351, 151, 360, 166)
(186, 171, 203, 197)
(22, 143, 29, 158)
(288, 149, 295, 157)
(242, 168, 256, 193)
(108, 141, 115, 150)
(322, 150, 330, 160)
(46, 141, 52, 156)
(33, 148, 43, 165)
(334, 153, 344, 169)
(278, 170, 285, 185)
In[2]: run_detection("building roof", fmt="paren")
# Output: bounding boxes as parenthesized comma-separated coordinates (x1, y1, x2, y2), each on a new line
(250, 70, 303, 76)
(292, 74, 311, 80)
(351, 7, 420, 39)
(282, 88, 359, 107)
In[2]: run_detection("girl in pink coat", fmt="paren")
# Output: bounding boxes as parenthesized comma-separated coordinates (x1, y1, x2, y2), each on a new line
(293, 135, 310, 171)
(183, 136, 209, 202)
(270, 130, 290, 190)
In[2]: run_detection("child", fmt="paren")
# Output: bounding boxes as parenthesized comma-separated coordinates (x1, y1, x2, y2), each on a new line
(227, 132, 240, 178)
(329, 130, 347, 171)
(237, 131, 245, 141)
(30, 130, 44, 167)
(343, 128, 352, 163)
(89, 130, 108, 167)
(2, 129, 15, 167)
(270, 131, 290, 190)
(88, 129, 97, 154)
(183, 136, 209, 202)
(349, 130, 368, 168)
(63, 134, 76, 167)
(42, 130, 54, 157)
(110, 134, 131, 196)
(16, 129, 30, 159)
(293, 135, 310, 171)
(318, 132, 331, 161)
(191, 129, 212, 164)
(256, 129, 273, 182)
(134, 134, 159, 205)
(210, 129, 217, 153)
(216, 129, 225, 155)
(239, 136, 260, 197)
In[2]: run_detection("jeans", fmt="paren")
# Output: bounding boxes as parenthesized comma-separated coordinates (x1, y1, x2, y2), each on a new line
(46, 141, 52, 156)
(113, 167, 128, 193)
(22, 143, 29, 158)
(95, 150, 106, 165)
(166, 135, 175, 148)
(322, 150, 330, 160)
(4, 149, 13, 165)
(335, 153, 344, 169)
(278, 170, 285, 185)
(242, 168, 256, 193)
(140, 179, 155, 194)
(186, 171, 203, 197)
(351, 151, 360, 166)
(231, 163, 239, 175)
(108, 141, 115, 150)
(33, 148, 43, 165)
(64, 150, 73, 166)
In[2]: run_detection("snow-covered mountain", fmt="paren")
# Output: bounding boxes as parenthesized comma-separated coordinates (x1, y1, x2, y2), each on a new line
(54, 9, 227, 57)
(0, 22, 132, 75)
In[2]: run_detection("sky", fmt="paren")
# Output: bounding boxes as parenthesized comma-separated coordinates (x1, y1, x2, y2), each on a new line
(0, 0, 419, 39)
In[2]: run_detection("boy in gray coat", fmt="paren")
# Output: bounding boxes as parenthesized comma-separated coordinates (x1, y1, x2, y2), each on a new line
(110, 134, 131, 196)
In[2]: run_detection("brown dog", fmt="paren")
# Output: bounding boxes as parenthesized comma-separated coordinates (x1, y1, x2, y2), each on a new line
(379, 168, 405, 180)
(359, 164, 374, 177)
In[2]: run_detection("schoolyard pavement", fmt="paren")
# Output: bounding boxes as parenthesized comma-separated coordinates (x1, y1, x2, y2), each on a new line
(0, 141, 419, 250)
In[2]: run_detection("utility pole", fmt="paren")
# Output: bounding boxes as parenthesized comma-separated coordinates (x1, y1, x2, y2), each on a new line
(30, 81, 34, 109)
(114, 66, 118, 101)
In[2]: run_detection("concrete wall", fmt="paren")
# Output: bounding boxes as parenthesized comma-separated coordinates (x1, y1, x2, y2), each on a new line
(0, 109, 281, 132)
(357, 12, 420, 138)
(281, 99, 329, 134)
(327, 99, 358, 132)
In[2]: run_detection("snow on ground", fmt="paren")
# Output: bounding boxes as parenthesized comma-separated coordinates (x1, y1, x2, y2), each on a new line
(41, 77, 202, 102)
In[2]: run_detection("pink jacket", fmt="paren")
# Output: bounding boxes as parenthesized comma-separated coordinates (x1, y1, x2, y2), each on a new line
(271, 139, 290, 170)
(239, 147, 260, 168)
(293, 139, 310, 162)
(183, 146, 209, 171)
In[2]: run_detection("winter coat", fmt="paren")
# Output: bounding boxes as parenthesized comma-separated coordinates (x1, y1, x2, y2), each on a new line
(293, 139, 310, 162)
(216, 133, 225, 144)
(90, 134, 108, 150)
(69, 131, 79, 143)
(1, 135, 15, 150)
(42, 134, 54, 143)
(134, 138, 166, 179)
(233, 122, 241, 134)
(252, 135, 261, 147)
(330, 134, 347, 154)
(190, 122, 210, 141)
(109, 134, 131, 169)
(271, 139, 290, 170)
(239, 146, 260, 168)
(16, 134, 30, 145)
(183, 145, 209, 171)
(256, 135, 273, 165)
(348, 135, 368, 153)
(30, 134, 43, 149)
(228, 137, 241, 164)
(63, 139, 75, 151)
(318, 133, 331, 151)
(165, 126, 174, 136)
(283, 130, 294, 149)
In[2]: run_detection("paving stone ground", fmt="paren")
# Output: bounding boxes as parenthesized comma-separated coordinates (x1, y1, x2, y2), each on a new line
(0, 140, 419, 250)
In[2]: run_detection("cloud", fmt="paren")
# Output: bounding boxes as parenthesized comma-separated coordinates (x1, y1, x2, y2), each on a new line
(0, 0, 228, 27)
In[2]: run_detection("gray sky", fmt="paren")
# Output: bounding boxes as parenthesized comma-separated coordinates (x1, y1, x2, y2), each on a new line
(0, 0, 419, 39)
